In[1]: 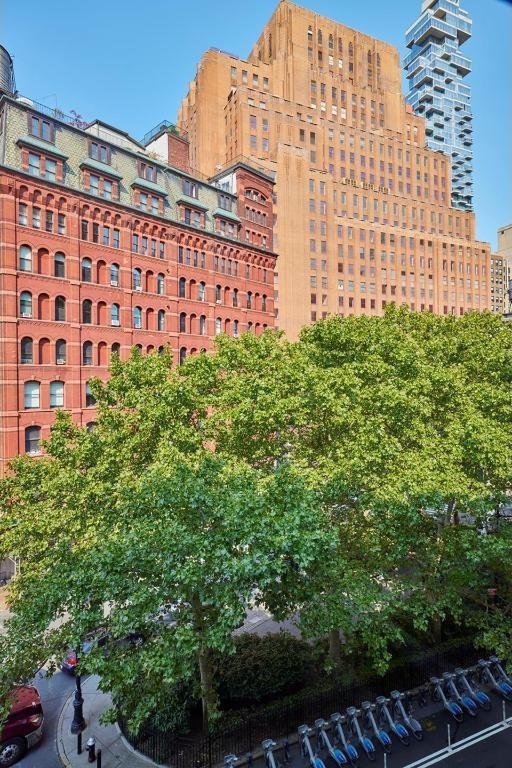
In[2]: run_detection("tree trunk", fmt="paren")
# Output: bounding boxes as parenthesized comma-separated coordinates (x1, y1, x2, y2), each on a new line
(328, 629, 343, 676)
(197, 645, 217, 729)
(431, 615, 442, 643)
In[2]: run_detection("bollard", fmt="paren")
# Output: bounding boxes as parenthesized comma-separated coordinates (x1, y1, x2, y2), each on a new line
(284, 738, 291, 763)
(86, 736, 96, 763)
(383, 752, 387, 768)
(77, 732, 82, 755)
(503, 699, 506, 723)
(447, 723, 451, 752)
(96, 748, 102, 768)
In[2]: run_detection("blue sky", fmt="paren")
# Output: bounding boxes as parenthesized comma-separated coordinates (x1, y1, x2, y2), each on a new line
(2, 0, 510, 249)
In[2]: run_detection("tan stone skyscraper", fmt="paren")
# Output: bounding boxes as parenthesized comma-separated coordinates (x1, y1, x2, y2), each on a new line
(177, 0, 491, 339)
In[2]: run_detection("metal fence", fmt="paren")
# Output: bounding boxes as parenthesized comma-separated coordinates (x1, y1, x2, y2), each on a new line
(121, 641, 480, 768)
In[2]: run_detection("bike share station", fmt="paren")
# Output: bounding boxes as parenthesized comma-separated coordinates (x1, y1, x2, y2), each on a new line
(224, 657, 512, 768)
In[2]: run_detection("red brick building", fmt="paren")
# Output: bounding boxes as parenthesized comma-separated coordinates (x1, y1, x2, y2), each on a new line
(0, 96, 276, 473)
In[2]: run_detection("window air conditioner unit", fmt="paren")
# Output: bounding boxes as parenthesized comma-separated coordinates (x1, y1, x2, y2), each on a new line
(110, 279, 118, 287)
(56, 359, 66, 365)
(111, 319, 120, 326)
(21, 312, 31, 317)
(135, 285, 142, 292)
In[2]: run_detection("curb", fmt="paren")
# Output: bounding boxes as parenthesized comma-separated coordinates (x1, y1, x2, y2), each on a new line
(114, 722, 167, 768)
(56, 687, 74, 768)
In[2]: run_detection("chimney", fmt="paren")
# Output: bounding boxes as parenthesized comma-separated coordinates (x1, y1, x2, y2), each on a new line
(166, 131, 190, 173)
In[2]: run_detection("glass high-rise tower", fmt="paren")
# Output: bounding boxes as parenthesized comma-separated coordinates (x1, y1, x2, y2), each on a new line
(404, 0, 473, 211)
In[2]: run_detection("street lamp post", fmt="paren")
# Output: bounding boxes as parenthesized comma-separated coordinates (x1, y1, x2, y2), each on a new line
(70, 651, 86, 734)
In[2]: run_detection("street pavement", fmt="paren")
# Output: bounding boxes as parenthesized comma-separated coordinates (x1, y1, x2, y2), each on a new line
(15, 668, 77, 768)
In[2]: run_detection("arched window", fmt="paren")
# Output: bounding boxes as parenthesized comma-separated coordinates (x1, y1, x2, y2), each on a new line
(21, 337, 33, 364)
(19, 244, 32, 271)
(246, 291, 252, 309)
(248, 321, 253, 333)
(215, 284, 221, 303)
(199, 315, 206, 335)
(198, 282, 206, 302)
(111, 303, 120, 326)
(179, 312, 187, 333)
(262, 294, 267, 311)
(179, 347, 187, 364)
(110, 263, 120, 286)
(132, 267, 142, 290)
(179, 277, 186, 298)
(215, 317, 222, 335)
(20, 291, 32, 317)
(233, 319, 239, 337)
(25, 426, 41, 454)
(24, 380, 40, 409)
(83, 341, 93, 365)
(157, 273, 165, 295)
(85, 382, 96, 407)
(232, 288, 238, 308)
(111, 342, 121, 357)
(81, 257, 92, 282)
(86, 421, 96, 432)
(133, 306, 142, 329)
(56, 339, 66, 364)
(157, 309, 165, 331)
(50, 381, 64, 408)
(82, 299, 92, 324)
(55, 296, 66, 321)
(54, 252, 65, 278)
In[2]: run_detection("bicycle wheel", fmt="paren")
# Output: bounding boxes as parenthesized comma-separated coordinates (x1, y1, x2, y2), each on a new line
(476, 691, 492, 712)
(499, 682, 512, 701)
(410, 718, 423, 741)
(462, 696, 478, 717)
(362, 740, 376, 763)
(447, 702, 464, 723)
(394, 724, 410, 746)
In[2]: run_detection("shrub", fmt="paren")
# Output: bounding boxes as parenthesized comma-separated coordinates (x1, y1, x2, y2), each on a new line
(215, 632, 318, 708)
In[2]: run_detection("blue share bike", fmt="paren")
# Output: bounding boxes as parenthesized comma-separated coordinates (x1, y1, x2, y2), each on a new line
(454, 667, 492, 712)
(298, 724, 327, 768)
(361, 701, 392, 754)
(375, 695, 410, 746)
(346, 706, 376, 762)
(315, 718, 348, 766)
(442, 672, 478, 717)
(330, 712, 359, 767)
(390, 690, 423, 741)
(430, 676, 464, 722)
(478, 658, 512, 701)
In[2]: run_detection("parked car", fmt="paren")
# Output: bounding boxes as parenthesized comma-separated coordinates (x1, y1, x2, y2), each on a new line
(60, 631, 109, 674)
(0, 685, 44, 766)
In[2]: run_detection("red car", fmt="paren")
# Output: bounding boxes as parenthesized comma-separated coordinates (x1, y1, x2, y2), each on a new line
(0, 686, 44, 766)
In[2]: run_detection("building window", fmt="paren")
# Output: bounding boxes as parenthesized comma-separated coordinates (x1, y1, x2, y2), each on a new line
(113, 228, 120, 248)
(111, 342, 121, 357)
(32, 207, 41, 228)
(19, 244, 32, 271)
(83, 341, 93, 365)
(85, 382, 96, 407)
(198, 282, 206, 302)
(179, 312, 187, 333)
(81, 220, 88, 240)
(20, 336, 33, 364)
(159, 241, 165, 259)
(179, 347, 187, 364)
(133, 306, 142, 329)
(82, 299, 92, 324)
(139, 162, 157, 182)
(18, 203, 28, 225)
(132, 234, 139, 253)
(58, 213, 66, 234)
(54, 252, 65, 278)
(28, 152, 40, 176)
(215, 317, 222, 335)
(45, 158, 56, 181)
(133, 267, 142, 290)
(151, 196, 159, 215)
(233, 319, 239, 337)
(56, 339, 66, 364)
(157, 309, 165, 331)
(110, 303, 120, 326)
(24, 380, 40, 409)
(81, 257, 92, 282)
(90, 141, 110, 163)
(232, 288, 238, 308)
(92, 223, 99, 244)
(45, 210, 54, 231)
(110, 263, 119, 286)
(89, 174, 99, 196)
(50, 381, 64, 408)
(20, 291, 32, 317)
(199, 315, 206, 335)
(215, 285, 221, 303)
(247, 291, 252, 309)
(25, 426, 41, 455)
(157, 273, 165, 295)
(182, 178, 198, 198)
(102, 226, 110, 246)
(103, 179, 112, 200)
(30, 115, 53, 141)
(139, 191, 148, 210)
(141, 236, 148, 255)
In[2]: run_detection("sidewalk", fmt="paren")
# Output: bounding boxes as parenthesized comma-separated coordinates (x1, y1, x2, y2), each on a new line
(57, 675, 163, 768)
